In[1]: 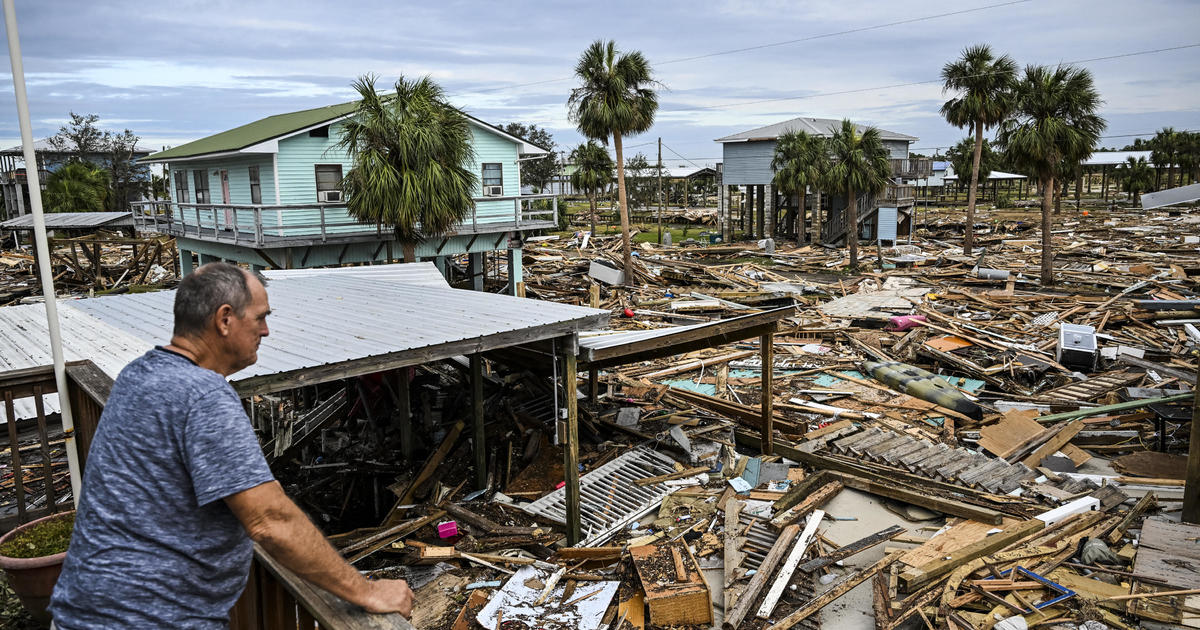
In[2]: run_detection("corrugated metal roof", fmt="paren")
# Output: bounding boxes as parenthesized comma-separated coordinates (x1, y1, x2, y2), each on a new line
(1141, 182, 1200, 209)
(3, 265, 609, 419)
(0, 211, 132, 231)
(260, 262, 450, 288)
(943, 170, 1028, 181)
(716, 117, 918, 143)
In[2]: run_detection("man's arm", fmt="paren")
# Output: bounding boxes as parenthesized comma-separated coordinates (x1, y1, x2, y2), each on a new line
(225, 481, 413, 618)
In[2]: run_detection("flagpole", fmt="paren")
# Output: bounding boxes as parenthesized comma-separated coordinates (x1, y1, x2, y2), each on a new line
(3, 0, 83, 505)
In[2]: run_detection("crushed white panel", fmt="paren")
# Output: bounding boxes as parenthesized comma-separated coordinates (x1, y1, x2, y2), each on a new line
(1035, 496, 1100, 527)
(520, 446, 680, 547)
(476, 565, 618, 630)
(1141, 182, 1200, 209)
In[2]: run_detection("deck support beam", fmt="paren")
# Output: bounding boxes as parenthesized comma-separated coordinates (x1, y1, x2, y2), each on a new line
(468, 252, 484, 292)
(1184, 359, 1200, 524)
(560, 335, 581, 545)
(507, 247, 523, 296)
(471, 353, 486, 491)
(178, 247, 195, 276)
(761, 327, 775, 455)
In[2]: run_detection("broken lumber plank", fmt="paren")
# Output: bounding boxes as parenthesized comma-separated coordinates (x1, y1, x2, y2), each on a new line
(633, 466, 710, 486)
(1105, 492, 1157, 544)
(757, 510, 824, 619)
(769, 481, 842, 529)
(1034, 392, 1191, 424)
(443, 503, 540, 537)
(899, 518, 1046, 589)
(772, 470, 835, 512)
(343, 510, 446, 564)
(389, 419, 465, 520)
(1020, 421, 1084, 468)
(723, 523, 800, 630)
(835, 473, 1004, 525)
(798, 524, 906, 573)
(555, 547, 625, 561)
(767, 550, 904, 630)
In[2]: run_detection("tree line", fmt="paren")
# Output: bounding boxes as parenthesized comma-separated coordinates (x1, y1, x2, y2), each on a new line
(39, 112, 154, 214)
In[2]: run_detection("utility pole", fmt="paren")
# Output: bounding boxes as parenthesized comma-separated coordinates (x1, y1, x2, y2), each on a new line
(657, 137, 663, 244)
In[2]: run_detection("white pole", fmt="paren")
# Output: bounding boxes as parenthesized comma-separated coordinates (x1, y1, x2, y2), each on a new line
(3, 0, 83, 506)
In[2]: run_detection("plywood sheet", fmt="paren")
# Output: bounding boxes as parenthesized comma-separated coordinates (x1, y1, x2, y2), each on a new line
(978, 409, 1045, 459)
(924, 335, 974, 352)
(898, 518, 1019, 569)
(1134, 518, 1200, 589)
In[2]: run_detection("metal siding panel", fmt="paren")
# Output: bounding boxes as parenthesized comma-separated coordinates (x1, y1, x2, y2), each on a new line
(877, 207, 898, 241)
(722, 140, 778, 186)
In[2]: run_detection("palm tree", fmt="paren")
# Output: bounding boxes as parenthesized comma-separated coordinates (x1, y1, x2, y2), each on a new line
(43, 161, 108, 213)
(1179, 131, 1200, 186)
(336, 74, 477, 262)
(826, 120, 892, 271)
(996, 64, 1105, 286)
(1119, 156, 1154, 207)
(568, 40, 658, 283)
(570, 140, 614, 237)
(1149, 127, 1180, 189)
(770, 130, 827, 245)
(940, 44, 1017, 256)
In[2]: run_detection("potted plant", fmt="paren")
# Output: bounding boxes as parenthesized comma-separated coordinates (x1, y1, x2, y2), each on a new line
(0, 511, 74, 624)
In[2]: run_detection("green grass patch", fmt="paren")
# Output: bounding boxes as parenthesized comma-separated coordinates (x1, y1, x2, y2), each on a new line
(0, 513, 74, 558)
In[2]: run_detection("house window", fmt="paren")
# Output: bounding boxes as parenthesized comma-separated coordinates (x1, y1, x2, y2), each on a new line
(315, 164, 343, 201)
(248, 166, 262, 204)
(309, 125, 330, 138)
(193, 170, 210, 204)
(482, 163, 503, 189)
(173, 171, 189, 203)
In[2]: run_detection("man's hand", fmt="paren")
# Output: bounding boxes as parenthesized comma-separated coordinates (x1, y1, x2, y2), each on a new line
(363, 579, 413, 618)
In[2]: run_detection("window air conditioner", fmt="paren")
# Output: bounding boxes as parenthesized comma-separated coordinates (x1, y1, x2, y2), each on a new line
(318, 190, 343, 203)
(484, 185, 504, 197)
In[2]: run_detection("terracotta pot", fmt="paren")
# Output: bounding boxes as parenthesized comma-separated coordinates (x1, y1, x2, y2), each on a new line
(0, 511, 73, 625)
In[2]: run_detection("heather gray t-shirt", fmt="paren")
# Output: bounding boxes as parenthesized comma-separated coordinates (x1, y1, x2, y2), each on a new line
(50, 347, 275, 629)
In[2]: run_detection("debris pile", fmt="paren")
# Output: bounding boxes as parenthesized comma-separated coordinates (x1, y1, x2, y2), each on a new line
(0, 231, 177, 304)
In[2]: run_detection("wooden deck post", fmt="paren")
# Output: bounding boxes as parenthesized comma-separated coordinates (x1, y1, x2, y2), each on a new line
(470, 354, 486, 490)
(761, 329, 775, 456)
(561, 336, 582, 545)
(396, 368, 412, 461)
(1183, 357, 1200, 524)
(588, 367, 599, 404)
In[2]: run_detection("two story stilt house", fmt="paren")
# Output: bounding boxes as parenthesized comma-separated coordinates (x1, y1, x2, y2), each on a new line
(714, 117, 929, 246)
(135, 101, 555, 293)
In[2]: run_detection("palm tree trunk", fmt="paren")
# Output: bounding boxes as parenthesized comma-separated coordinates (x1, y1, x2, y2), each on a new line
(402, 241, 417, 264)
(965, 121, 984, 256)
(588, 190, 597, 237)
(795, 190, 806, 247)
(847, 188, 859, 271)
(814, 190, 823, 244)
(1040, 175, 1054, 286)
(612, 132, 634, 285)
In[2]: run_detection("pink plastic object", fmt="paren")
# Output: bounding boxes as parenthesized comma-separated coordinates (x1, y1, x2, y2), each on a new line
(886, 315, 927, 332)
(437, 521, 459, 538)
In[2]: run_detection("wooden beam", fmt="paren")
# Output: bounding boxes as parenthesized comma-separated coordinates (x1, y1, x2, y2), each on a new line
(761, 330, 775, 455)
(768, 551, 904, 630)
(470, 354, 486, 490)
(1185, 358, 1200, 524)
(899, 518, 1046, 590)
(757, 510, 824, 619)
(769, 481, 842, 529)
(1020, 421, 1083, 468)
(562, 338, 581, 545)
(386, 420, 465, 523)
(580, 306, 793, 367)
(723, 523, 800, 630)
(798, 524, 906, 573)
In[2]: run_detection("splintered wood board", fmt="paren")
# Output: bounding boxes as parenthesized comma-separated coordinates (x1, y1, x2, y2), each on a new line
(1134, 518, 1200, 589)
(630, 542, 712, 626)
(897, 518, 1021, 570)
(978, 409, 1045, 459)
(475, 565, 619, 630)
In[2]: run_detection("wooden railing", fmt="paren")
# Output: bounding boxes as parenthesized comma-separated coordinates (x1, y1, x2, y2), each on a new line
(882, 184, 915, 205)
(889, 158, 933, 178)
(0, 361, 107, 532)
(131, 194, 559, 247)
(0, 360, 411, 628)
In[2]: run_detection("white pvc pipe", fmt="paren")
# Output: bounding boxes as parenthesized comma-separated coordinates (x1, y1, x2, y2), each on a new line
(3, 0, 83, 506)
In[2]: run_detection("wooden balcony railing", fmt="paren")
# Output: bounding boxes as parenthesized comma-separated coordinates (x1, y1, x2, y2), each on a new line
(131, 194, 559, 248)
(0, 360, 411, 628)
(0, 361, 107, 532)
(889, 158, 933, 178)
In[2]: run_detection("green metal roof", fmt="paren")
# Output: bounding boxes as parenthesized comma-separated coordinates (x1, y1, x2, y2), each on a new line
(145, 101, 360, 161)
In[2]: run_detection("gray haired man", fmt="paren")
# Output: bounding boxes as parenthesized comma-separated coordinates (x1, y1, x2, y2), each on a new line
(49, 262, 413, 628)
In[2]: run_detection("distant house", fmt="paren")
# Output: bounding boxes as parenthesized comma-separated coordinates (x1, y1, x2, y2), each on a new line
(136, 100, 553, 291)
(714, 117, 927, 245)
(0, 139, 153, 221)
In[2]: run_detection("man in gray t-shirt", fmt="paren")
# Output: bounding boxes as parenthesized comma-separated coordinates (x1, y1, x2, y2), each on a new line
(50, 262, 413, 628)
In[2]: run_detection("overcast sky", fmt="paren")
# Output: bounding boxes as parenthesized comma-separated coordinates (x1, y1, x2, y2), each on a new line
(2, 0, 1198, 169)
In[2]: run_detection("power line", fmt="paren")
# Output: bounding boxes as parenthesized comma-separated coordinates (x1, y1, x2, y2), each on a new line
(661, 43, 1200, 113)
(462, 0, 1031, 95)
